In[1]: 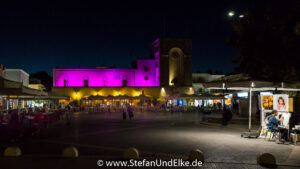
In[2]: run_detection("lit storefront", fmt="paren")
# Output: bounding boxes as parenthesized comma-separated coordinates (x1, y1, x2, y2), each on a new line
(1, 76, 67, 112)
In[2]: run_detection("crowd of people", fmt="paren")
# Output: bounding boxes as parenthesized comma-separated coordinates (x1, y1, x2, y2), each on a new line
(0, 105, 69, 142)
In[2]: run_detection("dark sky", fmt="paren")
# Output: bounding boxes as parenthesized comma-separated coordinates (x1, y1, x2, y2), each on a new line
(0, 0, 264, 75)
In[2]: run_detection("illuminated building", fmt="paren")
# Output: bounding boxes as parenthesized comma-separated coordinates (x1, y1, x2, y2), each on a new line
(52, 38, 193, 102)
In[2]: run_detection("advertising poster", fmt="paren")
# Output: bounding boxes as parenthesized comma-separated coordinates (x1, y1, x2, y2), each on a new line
(261, 95, 273, 110)
(273, 94, 289, 112)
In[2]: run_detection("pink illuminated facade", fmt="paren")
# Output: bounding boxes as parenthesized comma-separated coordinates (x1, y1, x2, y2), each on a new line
(53, 59, 159, 87)
(53, 38, 192, 88)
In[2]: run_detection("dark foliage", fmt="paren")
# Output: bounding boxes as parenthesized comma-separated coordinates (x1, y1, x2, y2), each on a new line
(227, 1, 300, 82)
(30, 71, 53, 91)
(206, 69, 213, 74)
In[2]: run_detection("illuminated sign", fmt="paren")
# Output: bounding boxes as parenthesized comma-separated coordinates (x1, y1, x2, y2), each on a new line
(237, 92, 248, 98)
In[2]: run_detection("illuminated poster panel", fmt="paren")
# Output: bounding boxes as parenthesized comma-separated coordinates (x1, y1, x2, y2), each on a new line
(273, 94, 289, 111)
(261, 95, 273, 110)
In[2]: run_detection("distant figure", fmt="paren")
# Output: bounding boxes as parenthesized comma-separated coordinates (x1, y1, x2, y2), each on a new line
(197, 105, 201, 113)
(122, 107, 127, 120)
(43, 104, 48, 113)
(65, 110, 71, 126)
(65, 104, 72, 126)
(222, 107, 232, 125)
(67, 104, 72, 112)
(127, 105, 134, 120)
(217, 102, 222, 109)
(7, 111, 21, 141)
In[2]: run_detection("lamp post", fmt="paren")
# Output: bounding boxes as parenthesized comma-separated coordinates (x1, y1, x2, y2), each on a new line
(241, 82, 259, 138)
(222, 83, 226, 111)
(248, 82, 254, 131)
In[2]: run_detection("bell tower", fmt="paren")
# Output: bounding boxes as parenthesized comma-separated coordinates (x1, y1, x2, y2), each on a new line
(151, 38, 192, 87)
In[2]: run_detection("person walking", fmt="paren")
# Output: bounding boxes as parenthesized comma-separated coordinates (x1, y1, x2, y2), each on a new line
(7, 110, 21, 142)
(122, 106, 127, 120)
(127, 105, 134, 120)
(65, 104, 72, 126)
(222, 107, 232, 125)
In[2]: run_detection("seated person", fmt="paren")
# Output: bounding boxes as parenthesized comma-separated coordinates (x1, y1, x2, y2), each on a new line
(267, 110, 288, 142)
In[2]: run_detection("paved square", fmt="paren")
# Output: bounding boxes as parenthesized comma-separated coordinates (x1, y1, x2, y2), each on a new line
(1, 112, 299, 168)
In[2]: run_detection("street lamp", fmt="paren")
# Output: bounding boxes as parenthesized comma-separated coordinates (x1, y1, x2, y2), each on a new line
(241, 82, 259, 138)
(239, 14, 244, 18)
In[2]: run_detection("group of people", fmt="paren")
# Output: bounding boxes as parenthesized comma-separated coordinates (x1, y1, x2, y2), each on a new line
(0, 104, 70, 142)
(122, 104, 134, 120)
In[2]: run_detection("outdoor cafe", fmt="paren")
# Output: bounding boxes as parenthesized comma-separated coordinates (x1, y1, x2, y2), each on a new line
(0, 76, 70, 141)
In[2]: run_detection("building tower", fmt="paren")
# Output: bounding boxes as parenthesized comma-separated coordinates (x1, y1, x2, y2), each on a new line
(151, 38, 192, 87)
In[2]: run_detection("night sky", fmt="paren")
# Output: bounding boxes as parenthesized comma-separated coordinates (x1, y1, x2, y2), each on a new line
(0, 0, 265, 75)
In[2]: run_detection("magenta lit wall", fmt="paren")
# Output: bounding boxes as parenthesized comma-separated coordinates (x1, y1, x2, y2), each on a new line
(53, 59, 159, 87)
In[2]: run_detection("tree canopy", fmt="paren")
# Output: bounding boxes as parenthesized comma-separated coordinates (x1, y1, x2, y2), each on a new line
(227, 1, 300, 82)
(30, 71, 53, 91)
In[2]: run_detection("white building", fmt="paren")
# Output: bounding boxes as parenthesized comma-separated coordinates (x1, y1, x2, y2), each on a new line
(5, 69, 29, 87)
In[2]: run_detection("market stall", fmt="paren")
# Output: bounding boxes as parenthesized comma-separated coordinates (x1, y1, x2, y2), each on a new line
(207, 84, 300, 138)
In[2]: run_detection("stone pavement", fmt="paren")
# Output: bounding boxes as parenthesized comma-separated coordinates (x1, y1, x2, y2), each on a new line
(0, 111, 299, 169)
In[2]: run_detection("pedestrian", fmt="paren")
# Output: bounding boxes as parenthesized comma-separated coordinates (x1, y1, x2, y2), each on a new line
(108, 106, 111, 113)
(7, 110, 21, 142)
(127, 105, 134, 120)
(222, 107, 232, 125)
(65, 104, 72, 126)
(66, 110, 71, 126)
(122, 107, 127, 120)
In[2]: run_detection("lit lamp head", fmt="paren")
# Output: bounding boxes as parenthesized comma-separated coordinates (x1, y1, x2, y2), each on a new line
(228, 11, 235, 17)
